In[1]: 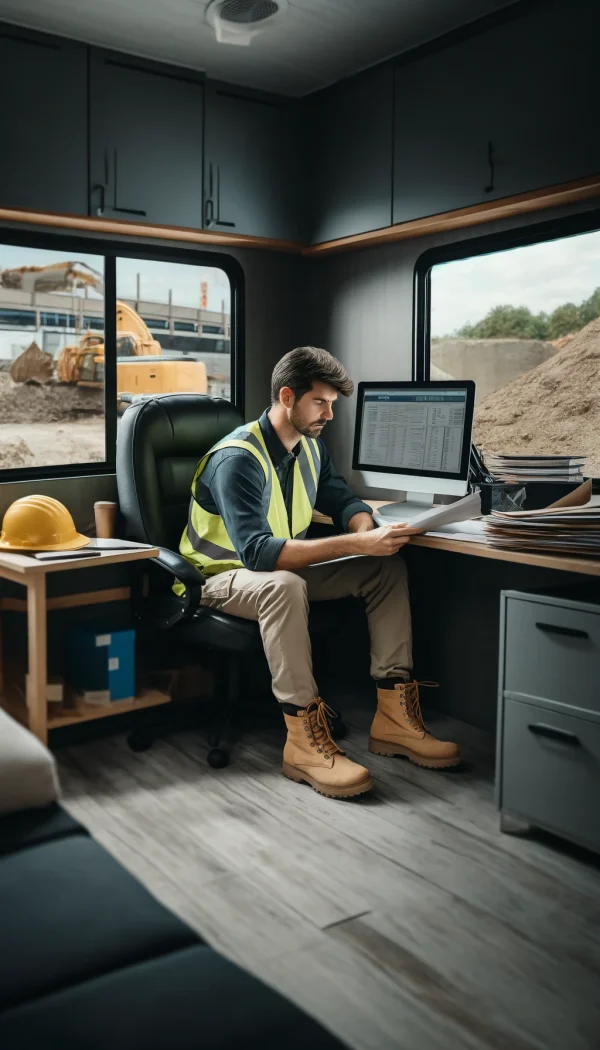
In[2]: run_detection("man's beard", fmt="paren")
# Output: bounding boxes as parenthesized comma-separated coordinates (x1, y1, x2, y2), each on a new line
(290, 407, 327, 437)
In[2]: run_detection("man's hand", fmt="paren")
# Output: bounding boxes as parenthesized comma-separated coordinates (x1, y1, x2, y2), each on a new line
(276, 523, 420, 571)
(353, 524, 420, 557)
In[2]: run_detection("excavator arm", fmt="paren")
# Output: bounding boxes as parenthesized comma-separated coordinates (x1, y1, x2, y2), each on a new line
(0, 260, 104, 295)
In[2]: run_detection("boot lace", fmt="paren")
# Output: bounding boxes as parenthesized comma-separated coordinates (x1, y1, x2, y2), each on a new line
(399, 681, 438, 733)
(305, 698, 344, 757)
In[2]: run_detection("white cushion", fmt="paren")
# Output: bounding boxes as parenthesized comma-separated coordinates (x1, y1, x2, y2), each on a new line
(0, 708, 59, 815)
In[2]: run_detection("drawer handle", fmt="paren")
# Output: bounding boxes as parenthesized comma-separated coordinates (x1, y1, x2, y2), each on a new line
(528, 723, 581, 746)
(535, 621, 589, 640)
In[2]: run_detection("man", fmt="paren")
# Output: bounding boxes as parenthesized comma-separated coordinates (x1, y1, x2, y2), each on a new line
(180, 346, 459, 798)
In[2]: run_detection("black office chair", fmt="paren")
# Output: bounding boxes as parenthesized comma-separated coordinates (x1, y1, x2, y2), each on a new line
(116, 394, 348, 767)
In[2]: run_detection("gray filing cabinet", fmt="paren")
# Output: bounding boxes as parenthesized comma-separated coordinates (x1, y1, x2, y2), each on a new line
(497, 591, 600, 854)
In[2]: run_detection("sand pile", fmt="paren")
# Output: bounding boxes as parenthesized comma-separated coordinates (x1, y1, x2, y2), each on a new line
(0, 370, 104, 425)
(474, 316, 600, 476)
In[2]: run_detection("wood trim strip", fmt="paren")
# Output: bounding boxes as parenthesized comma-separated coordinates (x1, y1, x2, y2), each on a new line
(2, 173, 600, 260)
(0, 586, 130, 613)
(302, 173, 600, 257)
(0, 206, 305, 255)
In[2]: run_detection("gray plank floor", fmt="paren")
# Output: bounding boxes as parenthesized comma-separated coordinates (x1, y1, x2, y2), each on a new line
(55, 695, 600, 1050)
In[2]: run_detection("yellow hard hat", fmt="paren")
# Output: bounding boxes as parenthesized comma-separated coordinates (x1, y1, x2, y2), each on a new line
(0, 495, 89, 552)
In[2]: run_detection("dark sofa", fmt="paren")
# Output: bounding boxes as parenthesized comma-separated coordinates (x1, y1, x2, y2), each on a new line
(0, 712, 345, 1050)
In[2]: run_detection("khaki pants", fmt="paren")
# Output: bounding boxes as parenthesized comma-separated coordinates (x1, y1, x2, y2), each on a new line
(199, 556, 412, 707)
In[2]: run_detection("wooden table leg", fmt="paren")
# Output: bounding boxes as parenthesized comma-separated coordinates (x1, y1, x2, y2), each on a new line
(26, 574, 47, 745)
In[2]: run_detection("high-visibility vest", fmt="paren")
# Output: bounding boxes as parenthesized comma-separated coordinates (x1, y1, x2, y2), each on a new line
(179, 418, 321, 578)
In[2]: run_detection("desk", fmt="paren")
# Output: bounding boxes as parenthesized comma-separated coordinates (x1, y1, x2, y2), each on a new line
(0, 546, 161, 745)
(312, 503, 600, 577)
(312, 503, 600, 730)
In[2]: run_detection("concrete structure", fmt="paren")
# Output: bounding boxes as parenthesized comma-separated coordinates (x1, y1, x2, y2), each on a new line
(430, 338, 556, 401)
(0, 287, 230, 359)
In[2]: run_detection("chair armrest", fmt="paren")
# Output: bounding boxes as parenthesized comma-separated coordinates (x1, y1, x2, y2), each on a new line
(152, 547, 205, 626)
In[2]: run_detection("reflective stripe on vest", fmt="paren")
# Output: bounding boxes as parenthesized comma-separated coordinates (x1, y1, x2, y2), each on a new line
(179, 419, 321, 578)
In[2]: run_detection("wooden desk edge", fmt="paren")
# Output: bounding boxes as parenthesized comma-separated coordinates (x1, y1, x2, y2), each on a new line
(409, 535, 600, 576)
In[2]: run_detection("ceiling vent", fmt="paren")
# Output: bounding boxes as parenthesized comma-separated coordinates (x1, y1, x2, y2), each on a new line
(206, 0, 288, 46)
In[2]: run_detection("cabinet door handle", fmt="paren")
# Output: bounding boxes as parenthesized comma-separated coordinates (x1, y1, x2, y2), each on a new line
(535, 621, 589, 640)
(528, 723, 581, 746)
(92, 184, 106, 216)
(484, 140, 495, 193)
(204, 163, 215, 227)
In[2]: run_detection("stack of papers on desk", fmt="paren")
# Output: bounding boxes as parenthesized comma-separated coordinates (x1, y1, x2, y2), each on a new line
(483, 501, 600, 557)
(484, 452, 587, 482)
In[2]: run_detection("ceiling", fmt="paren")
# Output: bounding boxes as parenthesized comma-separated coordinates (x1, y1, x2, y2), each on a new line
(0, 0, 520, 97)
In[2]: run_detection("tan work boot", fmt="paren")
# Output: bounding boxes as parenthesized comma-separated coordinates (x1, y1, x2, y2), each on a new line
(283, 698, 373, 798)
(369, 681, 460, 769)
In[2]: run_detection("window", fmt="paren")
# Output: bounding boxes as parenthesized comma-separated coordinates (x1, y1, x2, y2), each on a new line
(0, 232, 242, 480)
(116, 257, 233, 400)
(416, 213, 600, 477)
(0, 242, 106, 474)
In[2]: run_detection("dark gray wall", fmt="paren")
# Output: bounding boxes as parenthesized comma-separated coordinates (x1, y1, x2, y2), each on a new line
(305, 199, 600, 497)
(0, 225, 305, 526)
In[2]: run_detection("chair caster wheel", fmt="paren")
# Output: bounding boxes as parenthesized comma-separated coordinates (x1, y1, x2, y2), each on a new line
(128, 730, 153, 752)
(207, 748, 229, 769)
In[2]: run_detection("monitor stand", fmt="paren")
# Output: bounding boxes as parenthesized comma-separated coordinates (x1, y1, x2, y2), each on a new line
(376, 491, 435, 525)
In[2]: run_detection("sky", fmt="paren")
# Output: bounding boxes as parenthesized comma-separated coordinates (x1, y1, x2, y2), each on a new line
(0, 245, 231, 312)
(431, 227, 600, 337)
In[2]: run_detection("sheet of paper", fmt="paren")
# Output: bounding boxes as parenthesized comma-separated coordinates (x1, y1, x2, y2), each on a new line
(87, 538, 155, 549)
(425, 519, 488, 543)
(374, 491, 482, 532)
(306, 554, 366, 567)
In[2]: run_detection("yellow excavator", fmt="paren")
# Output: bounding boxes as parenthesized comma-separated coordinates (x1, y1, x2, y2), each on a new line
(56, 300, 207, 399)
(4, 261, 207, 399)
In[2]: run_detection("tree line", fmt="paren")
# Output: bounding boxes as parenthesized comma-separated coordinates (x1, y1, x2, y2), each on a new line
(443, 286, 600, 341)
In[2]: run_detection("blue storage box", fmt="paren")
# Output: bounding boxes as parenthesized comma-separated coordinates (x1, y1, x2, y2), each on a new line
(66, 624, 136, 703)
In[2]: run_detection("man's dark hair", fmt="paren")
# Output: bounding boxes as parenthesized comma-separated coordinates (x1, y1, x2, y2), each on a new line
(271, 346, 353, 403)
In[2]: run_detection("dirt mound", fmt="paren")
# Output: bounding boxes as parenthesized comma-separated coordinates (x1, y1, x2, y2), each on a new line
(0, 437, 34, 469)
(474, 316, 600, 476)
(0, 421, 105, 469)
(0, 370, 103, 425)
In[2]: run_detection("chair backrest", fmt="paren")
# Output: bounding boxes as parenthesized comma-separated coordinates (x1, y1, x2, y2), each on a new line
(116, 394, 243, 551)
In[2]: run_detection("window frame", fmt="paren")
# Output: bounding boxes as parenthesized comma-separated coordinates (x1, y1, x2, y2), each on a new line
(412, 207, 600, 381)
(0, 227, 244, 483)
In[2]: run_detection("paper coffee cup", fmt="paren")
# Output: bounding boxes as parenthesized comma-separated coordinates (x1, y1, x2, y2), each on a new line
(94, 501, 117, 539)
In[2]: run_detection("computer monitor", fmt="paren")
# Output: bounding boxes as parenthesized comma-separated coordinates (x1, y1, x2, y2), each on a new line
(352, 380, 475, 520)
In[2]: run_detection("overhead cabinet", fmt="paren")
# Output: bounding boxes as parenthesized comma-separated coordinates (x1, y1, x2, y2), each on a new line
(203, 85, 303, 241)
(0, 26, 88, 215)
(89, 50, 204, 228)
(393, 32, 498, 225)
(393, 0, 600, 226)
(481, 0, 600, 200)
(308, 65, 394, 244)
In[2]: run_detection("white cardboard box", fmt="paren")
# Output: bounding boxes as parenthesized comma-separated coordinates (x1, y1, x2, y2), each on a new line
(25, 675, 64, 704)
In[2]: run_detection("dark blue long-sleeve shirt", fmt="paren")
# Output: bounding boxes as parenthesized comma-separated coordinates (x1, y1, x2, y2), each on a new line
(192, 409, 372, 572)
